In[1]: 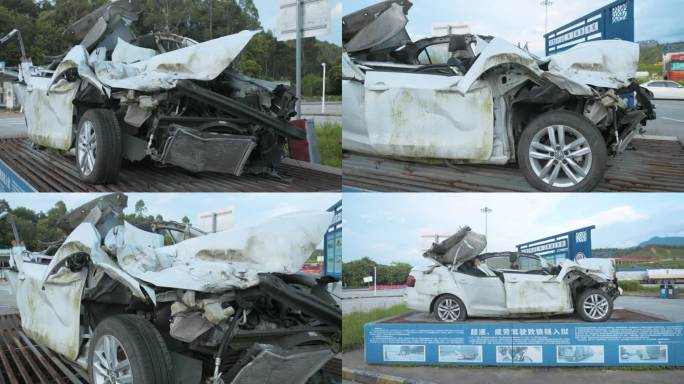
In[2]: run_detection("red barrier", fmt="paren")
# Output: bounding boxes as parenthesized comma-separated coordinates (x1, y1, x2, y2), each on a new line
(287, 119, 310, 162)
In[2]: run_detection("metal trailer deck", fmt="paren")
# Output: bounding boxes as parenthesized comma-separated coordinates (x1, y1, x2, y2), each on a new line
(0, 138, 340, 192)
(343, 138, 684, 192)
(0, 313, 342, 383)
(0, 314, 88, 384)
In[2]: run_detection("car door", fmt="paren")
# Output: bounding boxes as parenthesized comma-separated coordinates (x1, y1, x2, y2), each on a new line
(452, 271, 507, 316)
(363, 70, 494, 160)
(12, 260, 87, 361)
(502, 272, 571, 314)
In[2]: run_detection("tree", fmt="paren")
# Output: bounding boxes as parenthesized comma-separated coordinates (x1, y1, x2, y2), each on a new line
(182, 216, 190, 224)
(134, 200, 147, 217)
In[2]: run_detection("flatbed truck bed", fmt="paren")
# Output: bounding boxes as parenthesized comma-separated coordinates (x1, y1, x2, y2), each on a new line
(343, 138, 684, 192)
(0, 138, 340, 192)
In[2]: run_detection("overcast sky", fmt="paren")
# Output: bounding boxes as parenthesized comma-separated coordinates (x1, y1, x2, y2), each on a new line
(253, 0, 342, 45)
(344, 0, 684, 55)
(0, 193, 340, 230)
(344, 193, 684, 266)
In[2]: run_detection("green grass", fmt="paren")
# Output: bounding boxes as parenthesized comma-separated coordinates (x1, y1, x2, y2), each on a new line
(342, 304, 411, 352)
(619, 280, 660, 294)
(316, 123, 341, 168)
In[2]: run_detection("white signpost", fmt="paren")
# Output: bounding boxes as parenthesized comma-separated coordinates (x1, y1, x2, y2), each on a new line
(277, 0, 331, 117)
(277, 0, 331, 41)
(363, 276, 373, 283)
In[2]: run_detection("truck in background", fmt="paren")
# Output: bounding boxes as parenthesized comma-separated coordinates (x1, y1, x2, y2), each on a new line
(663, 52, 684, 81)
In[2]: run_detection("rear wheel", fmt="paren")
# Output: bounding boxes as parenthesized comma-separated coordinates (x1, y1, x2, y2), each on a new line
(88, 315, 173, 384)
(76, 109, 122, 184)
(576, 289, 613, 322)
(433, 294, 466, 322)
(517, 110, 607, 192)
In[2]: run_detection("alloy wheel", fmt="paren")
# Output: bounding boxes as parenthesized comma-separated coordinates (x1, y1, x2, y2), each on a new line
(528, 125, 593, 188)
(78, 120, 97, 176)
(92, 335, 132, 384)
(437, 298, 461, 321)
(583, 293, 609, 320)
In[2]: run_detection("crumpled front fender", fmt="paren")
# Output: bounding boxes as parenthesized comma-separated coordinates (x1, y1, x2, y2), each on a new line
(42, 222, 154, 303)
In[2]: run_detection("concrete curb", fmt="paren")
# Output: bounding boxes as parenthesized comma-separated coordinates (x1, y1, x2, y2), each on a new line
(342, 367, 439, 384)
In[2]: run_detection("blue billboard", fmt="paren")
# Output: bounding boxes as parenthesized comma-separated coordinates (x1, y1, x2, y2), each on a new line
(0, 159, 35, 192)
(324, 200, 342, 279)
(516, 226, 594, 265)
(365, 321, 684, 366)
(545, 0, 634, 55)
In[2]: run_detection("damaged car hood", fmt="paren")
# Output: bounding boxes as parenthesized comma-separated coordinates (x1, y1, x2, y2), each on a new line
(423, 227, 487, 265)
(50, 30, 259, 93)
(110, 210, 332, 292)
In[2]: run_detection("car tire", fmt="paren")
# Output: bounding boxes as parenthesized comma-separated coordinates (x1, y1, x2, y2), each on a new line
(576, 289, 613, 322)
(88, 315, 174, 384)
(433, 294, 466, 322)
(76, 109, 122, 184)
(517, 110, 607, 192)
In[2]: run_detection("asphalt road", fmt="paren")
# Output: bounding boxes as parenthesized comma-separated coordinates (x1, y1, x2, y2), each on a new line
(645, 99, 684, 140)
(300, 101, 342, 126)
(0, 112, 27, 139)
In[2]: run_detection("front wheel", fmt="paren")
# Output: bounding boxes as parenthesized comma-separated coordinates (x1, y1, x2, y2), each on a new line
(517, 110, 607, 192)
(76, 109, 122, 184)
(88, 315, 174, 384)
(576, 289, 613, 322)
(433, 294, 466, 322)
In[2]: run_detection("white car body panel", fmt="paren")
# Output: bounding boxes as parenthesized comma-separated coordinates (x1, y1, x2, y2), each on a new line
(116, 211, 332, 292)
(363, 71, 493, 159)
(8, 262, 86, 360)
(22, 77, 80, 150)
(343, 37, 641, 162)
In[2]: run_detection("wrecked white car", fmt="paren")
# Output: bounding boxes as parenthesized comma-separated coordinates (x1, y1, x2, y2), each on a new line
(2, 194, 340, 384)
(404, 227, 621, 322)
(342, 0, 656, 191)
(6, 0, 302, 184)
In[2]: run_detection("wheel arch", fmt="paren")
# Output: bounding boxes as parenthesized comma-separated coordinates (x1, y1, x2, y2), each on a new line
(429, 292, 467, 316)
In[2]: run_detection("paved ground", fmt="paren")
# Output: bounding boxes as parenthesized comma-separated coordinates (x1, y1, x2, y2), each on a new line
(300, 101, 341, 126)
(615, 295, 684, 321)
(646, 100, 684, 140)
(0, 280, 17, 315)
(0, 112, 27, 138)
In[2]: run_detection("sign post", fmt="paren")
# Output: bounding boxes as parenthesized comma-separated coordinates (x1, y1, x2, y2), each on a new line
(277, 0, 331, 118)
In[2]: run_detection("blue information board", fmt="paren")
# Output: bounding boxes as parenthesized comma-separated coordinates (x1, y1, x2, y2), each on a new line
(324, 200, 342, 279)
(365, 321, 684, 366)
(0, 158, 35, 192)
(516, 226, 594, 265)
(545, 0, 634, 55)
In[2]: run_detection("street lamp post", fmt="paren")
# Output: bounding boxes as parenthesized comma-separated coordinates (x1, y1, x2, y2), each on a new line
(481, 206, 493, 252)
(321, 62, 327, 113)
(540, 0, 553, 34)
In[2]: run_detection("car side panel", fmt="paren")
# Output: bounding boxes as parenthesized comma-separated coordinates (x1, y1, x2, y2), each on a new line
(453, 272, 507, 316)
(12, 262, 86, 361)
(364, 71, 494, 160)
(503, 273, 573, 314)
(23, 77, 79, 150)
